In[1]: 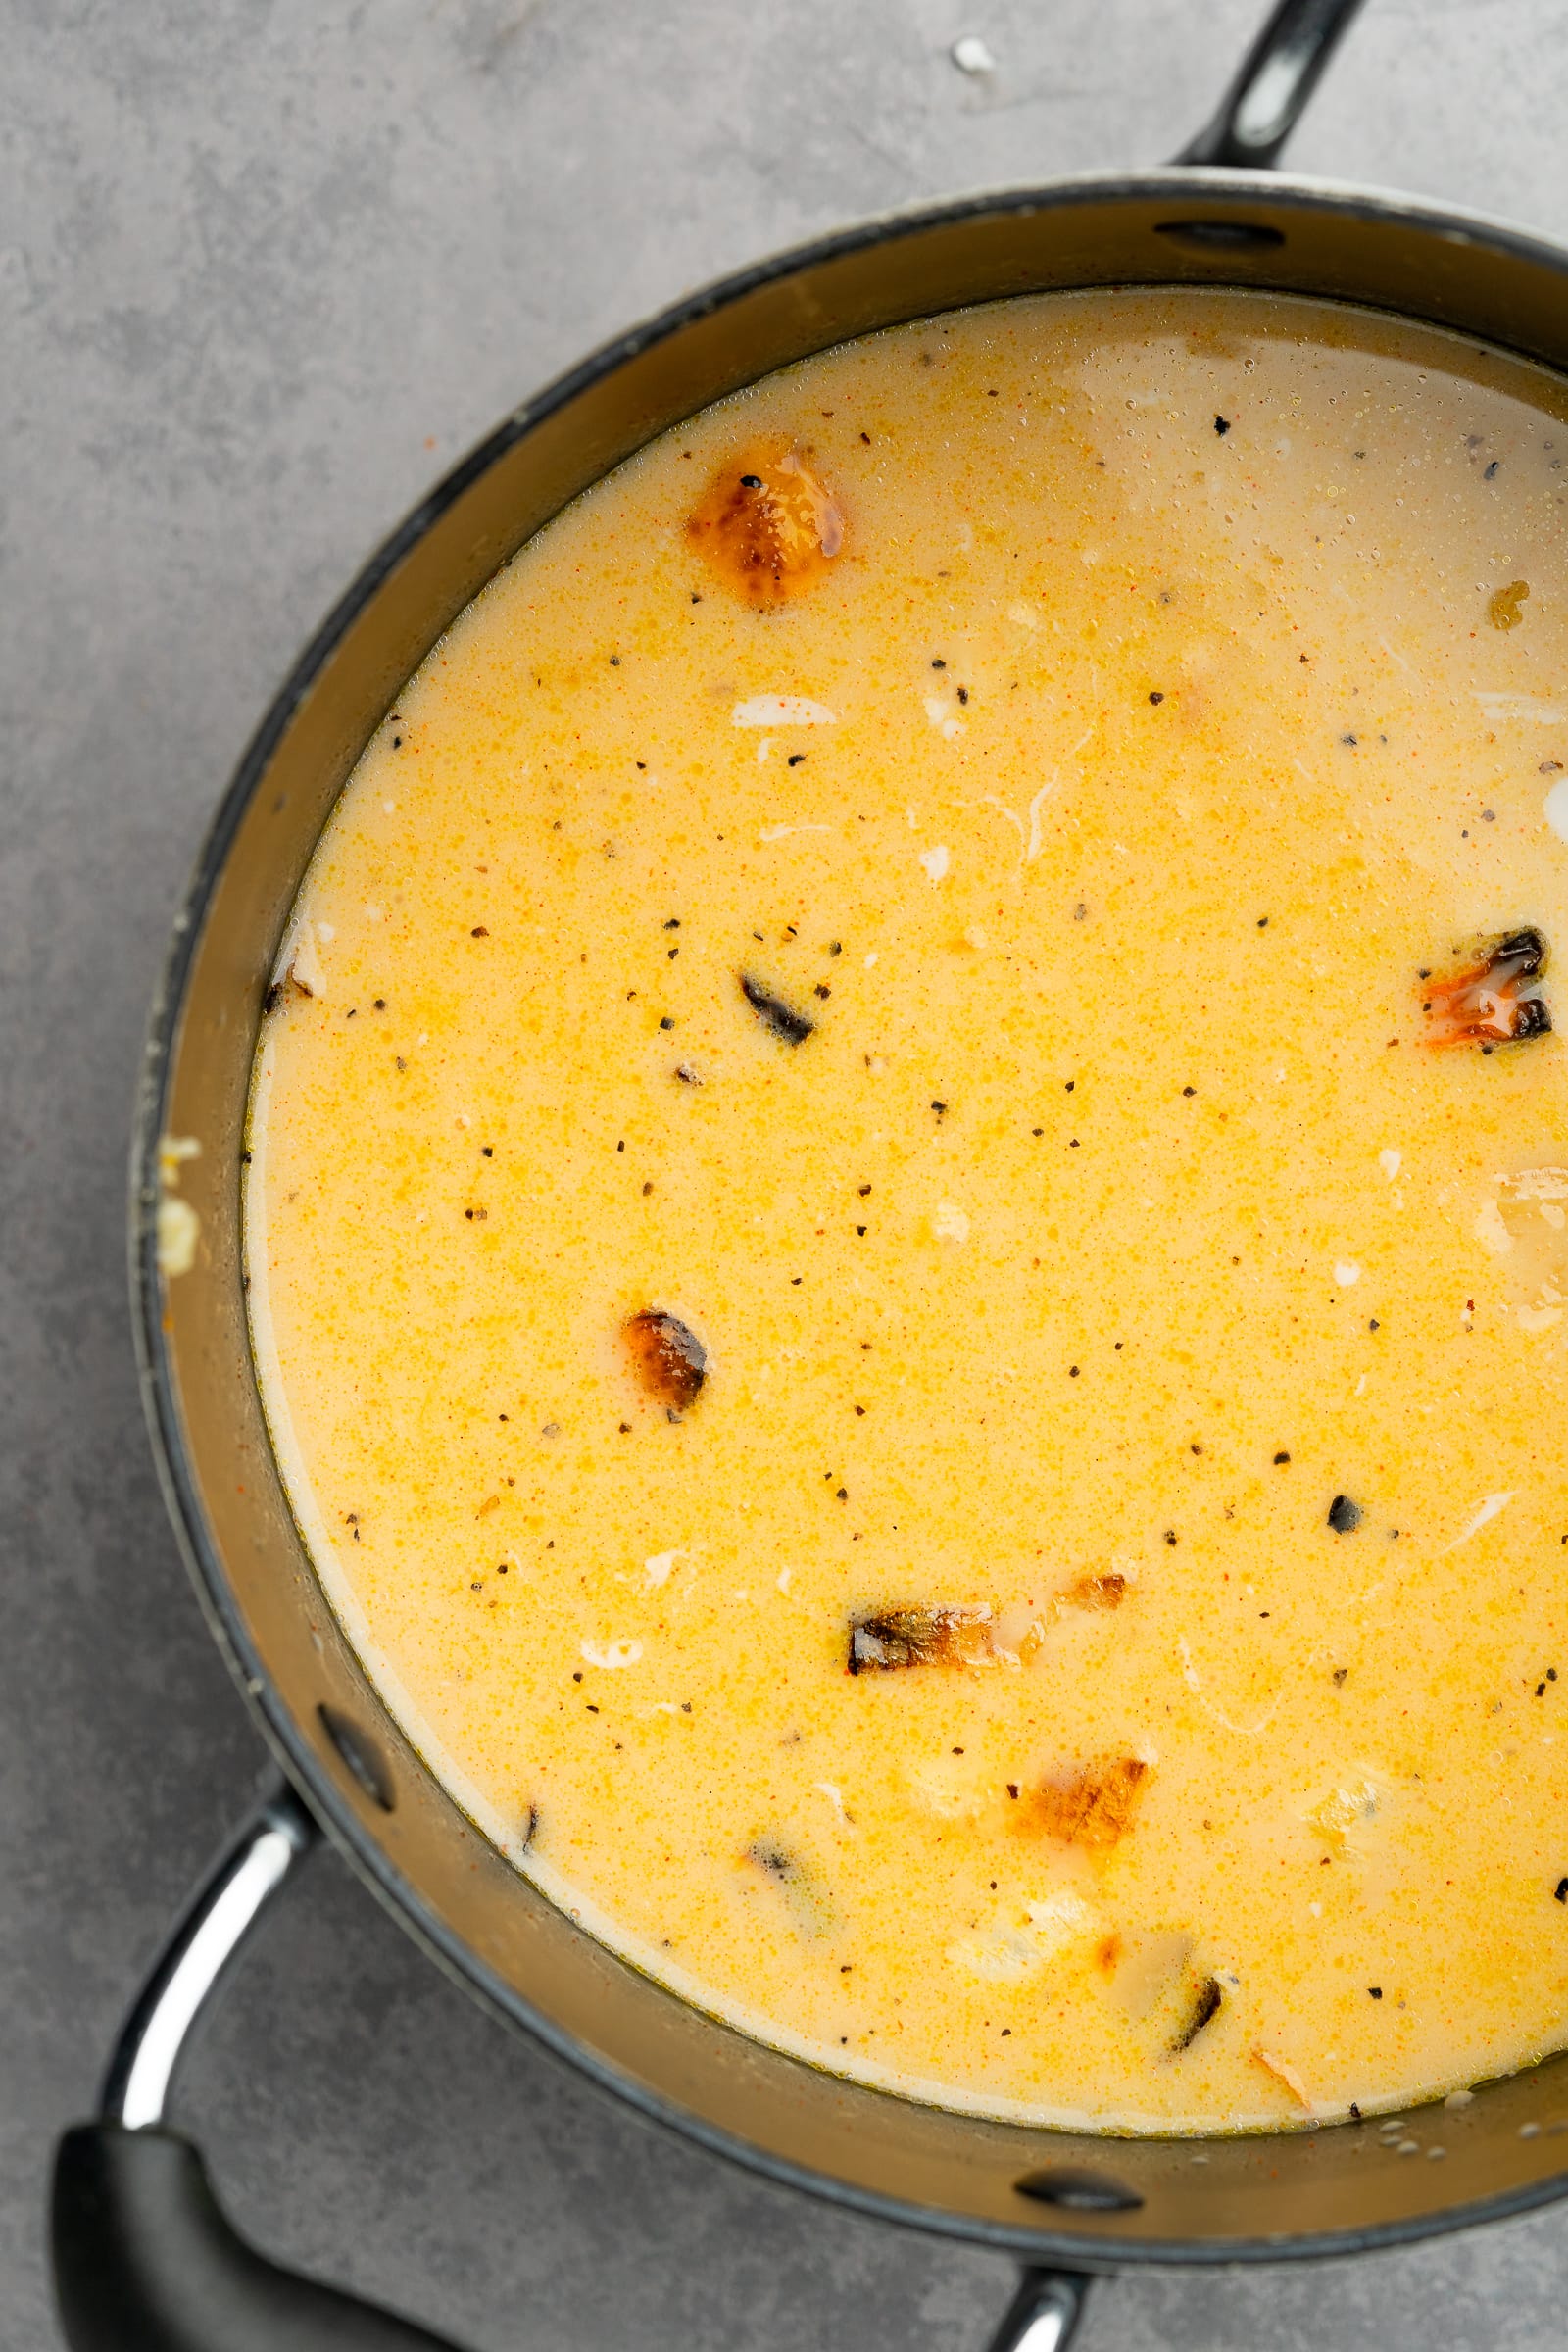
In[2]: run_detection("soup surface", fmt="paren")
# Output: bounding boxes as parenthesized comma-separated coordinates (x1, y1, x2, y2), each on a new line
(245, 288, 1568, 2132)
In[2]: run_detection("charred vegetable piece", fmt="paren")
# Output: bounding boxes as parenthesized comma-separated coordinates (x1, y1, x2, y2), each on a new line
(740, 972, 815, 1045)
(1023, 1756, 1151, 1851)
(1422, 928, 1550, 1044)
(1170, 1975, 1223, 2053)
(622, 1309, 707, 1411)
(1327, 1494, 1362, 1534)
(1060, 1570, 1127, 1612)
(686, 441, 845, 605)
(848, 1605, 994, 1674)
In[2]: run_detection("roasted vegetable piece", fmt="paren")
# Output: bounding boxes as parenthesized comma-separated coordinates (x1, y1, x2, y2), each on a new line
(1023, 1756, 1151, 1850)
(740, 972, 815, 1045)
(687, 441, 845, 604)
(848, 1605, 994, 1673)
(1422, 927, 1550, 1044)
(1059, 1570, 1127, 1612)
(622, 1308, 707, 1411)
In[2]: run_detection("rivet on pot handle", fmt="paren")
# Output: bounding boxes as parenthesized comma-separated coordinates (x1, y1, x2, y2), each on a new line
(50, 1783, 466, 2351)
(1178, 0, 1367, 169)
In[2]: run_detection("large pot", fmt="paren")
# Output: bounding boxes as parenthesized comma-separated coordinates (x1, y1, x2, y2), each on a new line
(49, 3, 1568, 2345)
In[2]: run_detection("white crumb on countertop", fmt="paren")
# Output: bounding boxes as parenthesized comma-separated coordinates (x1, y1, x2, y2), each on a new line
(951, 34, 997, 74)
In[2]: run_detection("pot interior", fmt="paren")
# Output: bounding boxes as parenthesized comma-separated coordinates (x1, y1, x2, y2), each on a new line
(140, 173, 1568, 2262)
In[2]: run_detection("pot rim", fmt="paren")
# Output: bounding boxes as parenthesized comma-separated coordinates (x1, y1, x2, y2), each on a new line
(131, 159, 1568, 2269)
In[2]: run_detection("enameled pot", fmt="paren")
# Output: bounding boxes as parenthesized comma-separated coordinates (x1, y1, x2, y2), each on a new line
(49, 4, 1568, 2345)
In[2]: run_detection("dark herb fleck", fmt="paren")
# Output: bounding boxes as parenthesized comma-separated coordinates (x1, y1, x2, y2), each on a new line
(1214, 415, 1231, 436)
(740, 971, 814, 1044)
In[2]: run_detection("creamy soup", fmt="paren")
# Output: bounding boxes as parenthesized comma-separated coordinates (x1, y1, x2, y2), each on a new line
(244, 288, 1568, 2133)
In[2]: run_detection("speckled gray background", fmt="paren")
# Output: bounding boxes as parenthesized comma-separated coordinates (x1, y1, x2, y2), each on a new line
(7, 2, 1568, 2345)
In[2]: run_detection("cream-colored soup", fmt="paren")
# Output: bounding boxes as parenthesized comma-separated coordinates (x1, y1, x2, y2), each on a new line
(246, 289, 1568, 2132)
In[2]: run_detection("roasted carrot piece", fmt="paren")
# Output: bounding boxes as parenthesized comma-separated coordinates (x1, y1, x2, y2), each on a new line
(1022, 1756, 1152, 1851)
(1421, 928, 1550, 1044)
(687, 441, 845, 605)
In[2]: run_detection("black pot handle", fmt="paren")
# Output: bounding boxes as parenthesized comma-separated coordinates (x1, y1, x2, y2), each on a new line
(1178, 0, 1367, 169)
(52, 2122, 463, 2352)
(981, 2269, 1092, 2352)
(50, 1784, 462, 2351)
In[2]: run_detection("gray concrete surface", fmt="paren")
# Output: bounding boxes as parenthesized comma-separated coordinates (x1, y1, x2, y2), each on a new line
(6, 1, 1568, 2345)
